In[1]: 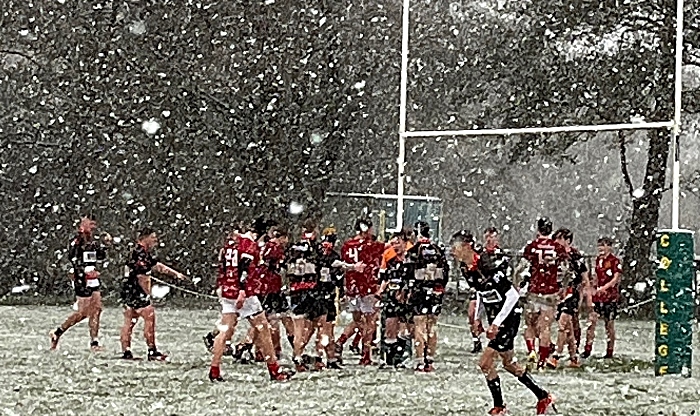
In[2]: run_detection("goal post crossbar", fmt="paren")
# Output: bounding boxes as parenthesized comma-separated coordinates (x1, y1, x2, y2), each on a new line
(400, 120, 675, 139)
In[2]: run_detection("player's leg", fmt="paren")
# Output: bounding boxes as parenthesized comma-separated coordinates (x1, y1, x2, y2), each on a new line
(120, 306, 139, 358)
(571, 307, 582, 351)
(209, 312, 238, 381)
(549, 308, 569, 368)
(87, 290, 104, 351)
(523, 304, 539, 366)
(360, 296, 378, 365)
(334, 302, 362, 362)
(583, 307, 600, 358)
(604, 303, 617, 358)
(535, 305, 555, 369)
(412, 314, 428, 371)
(50, 295, 89, 350)
(500, 350, 554, 414)
(383, 315, 399, 366)
(479, 347, 506, 415)
(424, 314, 439, 371)
(248, 310, 293, 381)
(267, 312, 282, 358)
(138, 304, 166, 360)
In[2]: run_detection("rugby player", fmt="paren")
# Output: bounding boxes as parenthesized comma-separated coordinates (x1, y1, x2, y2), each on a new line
(452, 232, 556, 416)
(406, 221, 449, 372)
(522, 217, 569, 369)
(208, 219, 293, 381)
(120, 228, 188, 361)
(583, 237, 622, 359)
(50, 216, 111, 351)
(453, 230, 485, 354)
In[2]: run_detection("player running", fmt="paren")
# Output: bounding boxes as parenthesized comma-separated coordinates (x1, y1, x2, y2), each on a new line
(522, 217, 569, 369)
(547, 228, 588, 368)
(406, 221, 449, 372)
(583, 236, 622, 359)
(50, 216, 111, 351)
(452, 232, 556, 416)
(208, 218, 293, 382)
(120, 228, 189, 361)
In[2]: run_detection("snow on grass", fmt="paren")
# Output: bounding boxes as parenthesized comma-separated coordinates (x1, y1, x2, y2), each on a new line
(0, 306, 698, 416)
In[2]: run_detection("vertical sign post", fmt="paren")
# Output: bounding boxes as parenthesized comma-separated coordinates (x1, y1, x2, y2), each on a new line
(655, 230, 694, 377)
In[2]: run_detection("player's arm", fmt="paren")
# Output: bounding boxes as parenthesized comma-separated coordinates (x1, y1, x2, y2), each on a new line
(487, 282, 520, 339)
(137, 273, 152, 295)
(598, 268, 621, 293)
(153, 262, 188, 280)
(68, 241, 82, 282)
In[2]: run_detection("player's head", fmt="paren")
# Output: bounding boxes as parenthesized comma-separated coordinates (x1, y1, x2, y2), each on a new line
(355, 217, 373, 236)
(483, 226, 499, 248)
(554, 228, 573, 247)
(250, 216, 272, 238)
(389, 230, 408, 254)
(79, 216, 98, 237)
(414, 221, 430, 239)
(270, 226, 289, 246)
(450, 230, 474, 261)
(537, 217, 553, 236)
(597, 236, 613, 256)
(301, 219, 317, 241)
(137, 227, 158, 248)
(321, 226, 337, 250)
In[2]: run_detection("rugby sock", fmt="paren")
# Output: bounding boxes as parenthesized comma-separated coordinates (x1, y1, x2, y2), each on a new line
(55, 327, 65, 337)
(525, 339, 535, 353)
(486, 377, 504, 408)
(336, 334, 349, 346)
(287, 335, 295, 349)
(517, 371, 549, 401)
(538, 346, 550, 366)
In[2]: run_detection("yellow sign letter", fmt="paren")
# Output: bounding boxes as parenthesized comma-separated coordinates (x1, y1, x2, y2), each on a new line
(660, 234, 670, 248)
(660, 322, 669, 336)
(660, 302, 668, 314)
(658, 345, 669, 356)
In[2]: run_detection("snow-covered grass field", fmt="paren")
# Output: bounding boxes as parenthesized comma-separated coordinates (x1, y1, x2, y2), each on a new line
(1, 305, 699, 416)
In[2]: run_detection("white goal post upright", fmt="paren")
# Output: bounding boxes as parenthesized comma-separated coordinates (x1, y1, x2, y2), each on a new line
(395, 0, 686, 231)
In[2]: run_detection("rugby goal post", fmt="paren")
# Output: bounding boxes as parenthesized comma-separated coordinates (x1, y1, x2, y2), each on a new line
(395, 0, 686, 231)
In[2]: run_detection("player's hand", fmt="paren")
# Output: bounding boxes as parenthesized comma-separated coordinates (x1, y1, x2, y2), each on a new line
(101, 232, 113, 245)
(486, 324, 499, 340)
(175, 272, 188, 281)
(85, 271, 100, 279)
(235, 290, 246, 309)
(353, 262, 366, 273)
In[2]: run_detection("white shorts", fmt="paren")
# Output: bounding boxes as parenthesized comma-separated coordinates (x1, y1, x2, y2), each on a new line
(220, 296, 264, 319)
(347, 294, 378, 314)
(525, 293, 558, 314)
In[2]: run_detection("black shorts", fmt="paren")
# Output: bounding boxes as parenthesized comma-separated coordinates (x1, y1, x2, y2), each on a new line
(410, 291, 443, 317)
(556, 295, 580, 319)
(75, 283, 100, 298)
(290, 291, 326, 321)
(259, 293, 289, 315)
(593, 302, 618, 321)
(121, 284, 151, 310)
(487, 314, 521, 353)
(384, 291, 408, 320)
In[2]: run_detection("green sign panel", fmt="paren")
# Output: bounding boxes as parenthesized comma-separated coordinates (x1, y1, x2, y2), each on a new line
(655, 230, 694, 377)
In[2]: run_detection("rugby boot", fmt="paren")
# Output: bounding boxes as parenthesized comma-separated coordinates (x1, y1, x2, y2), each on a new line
(423, 357, 435, 373)
(526, 350, 538, 371)
(536, 394, 557, 416)
(203, 332, 215, 353)
(90, 340, 105, 352)
(268, 361, 294, 381)
(581, 344, 592, 359)
(568, 357, 581, 368)
(314, 357, 326, 371)
(545, 355, 559, 369)
(49, 328, 63, 350)
(293, 356, 308, 373)
(208, 366, 225, 382)
(254, 350, 265, 363)
(326, 359, 344, 370)
(121, 350, 136, 360)
(471, 338, 483, 354)
(487, 406, 508, 416)
(359, 349, 372, 366)
(147, 349, 169, 362)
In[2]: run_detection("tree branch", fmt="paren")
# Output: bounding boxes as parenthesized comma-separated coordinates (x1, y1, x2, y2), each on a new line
(0, 49, 43, 69)
(618, 130, 635, 197)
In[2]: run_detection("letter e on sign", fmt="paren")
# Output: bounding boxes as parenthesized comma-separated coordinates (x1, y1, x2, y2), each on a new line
(660, 322, 669, 336)
(660, 234, 670, 248)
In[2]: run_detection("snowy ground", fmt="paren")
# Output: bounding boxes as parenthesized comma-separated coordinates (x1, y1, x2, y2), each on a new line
(1, 306, 699, 416)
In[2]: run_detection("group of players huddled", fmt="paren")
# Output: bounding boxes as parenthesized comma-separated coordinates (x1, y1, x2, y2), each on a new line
(47, 215, 623, 416)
